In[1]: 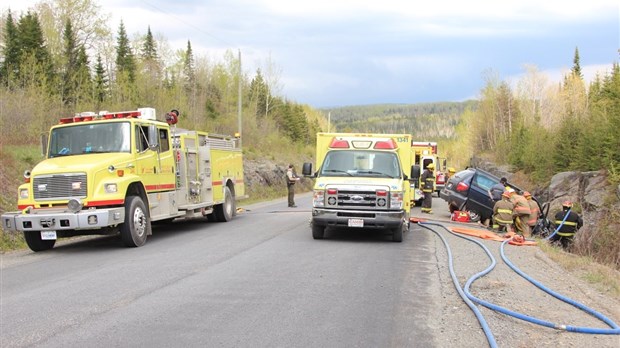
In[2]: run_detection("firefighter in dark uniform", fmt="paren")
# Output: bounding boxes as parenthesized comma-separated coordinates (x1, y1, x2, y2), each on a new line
(551, 201, 583, 249)
(421, 163, 435, 214)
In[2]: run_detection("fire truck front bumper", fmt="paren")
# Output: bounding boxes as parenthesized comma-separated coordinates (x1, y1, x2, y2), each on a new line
(1, 208, 126, 233)
(312, 208, 405, 229)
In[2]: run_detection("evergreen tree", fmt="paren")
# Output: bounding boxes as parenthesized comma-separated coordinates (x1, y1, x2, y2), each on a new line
(115, 21, 136, 83)
(74, 45, 91, 103)
(93, 54, 108, 106)
(16, 11, 54, 86)
(572, 47, 583, 79)
(0, 10, 20, 85)
(141, 26, 158, 61)
(183, 40, 196, 92)
(250, 68, 269, 117)
(61, 18, 78, 105)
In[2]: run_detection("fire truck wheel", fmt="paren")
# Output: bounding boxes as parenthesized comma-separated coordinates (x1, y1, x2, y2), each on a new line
(392, 223, 403, 242)
(24, 231, 56, 252)
(312, 224, 325, 239)
(214, 186, 234, 222)
(120, 196, 150, 247)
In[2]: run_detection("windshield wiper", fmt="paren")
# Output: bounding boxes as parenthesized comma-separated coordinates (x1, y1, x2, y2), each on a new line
(357, 170, 396, 178)
(323, 169, 353, 176)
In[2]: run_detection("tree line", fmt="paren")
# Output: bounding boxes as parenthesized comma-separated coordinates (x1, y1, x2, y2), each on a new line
(0, 0, 325, 157)
(463, 49, 620, 184)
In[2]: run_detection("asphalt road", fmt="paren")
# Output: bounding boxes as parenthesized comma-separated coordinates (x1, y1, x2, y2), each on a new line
(1, 194, 450, 348)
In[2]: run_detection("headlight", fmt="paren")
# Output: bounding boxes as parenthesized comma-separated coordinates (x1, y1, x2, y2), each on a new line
(19, 188, 29, 199)
(391, 191, 403, 209)
(104, 183, 118, 193)
(313, 190, 325, 207)
(67, 198, 83, 213)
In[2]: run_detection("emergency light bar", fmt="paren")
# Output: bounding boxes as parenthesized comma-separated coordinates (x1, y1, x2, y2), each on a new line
(329, 137, 397, 150)
(58, 107, 157, 124)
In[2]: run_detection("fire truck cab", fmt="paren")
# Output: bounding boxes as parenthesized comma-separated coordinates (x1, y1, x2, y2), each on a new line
(1, 107, 245, 251)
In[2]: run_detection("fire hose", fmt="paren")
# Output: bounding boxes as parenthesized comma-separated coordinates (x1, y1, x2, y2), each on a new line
(418, 221, 620, 347)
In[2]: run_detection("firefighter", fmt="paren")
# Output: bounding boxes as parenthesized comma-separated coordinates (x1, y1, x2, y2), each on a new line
(551, 201, 583, 249)
(523, 191, 540, 233)
(446, 167, 456, 181)
(421, 163, 435, 214)
(510, 190, 532, 237)
(492, 190, 514, 233)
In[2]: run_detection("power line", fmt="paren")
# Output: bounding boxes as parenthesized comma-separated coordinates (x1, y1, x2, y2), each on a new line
(138, 0, 238, 49)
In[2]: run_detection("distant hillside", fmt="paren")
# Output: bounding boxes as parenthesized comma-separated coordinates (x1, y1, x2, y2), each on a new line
(322, 101, 477, 140)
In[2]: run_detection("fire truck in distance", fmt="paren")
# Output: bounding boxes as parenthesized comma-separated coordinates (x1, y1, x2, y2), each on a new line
(1, 107, 245, 251)
(302, 133, 415, 242)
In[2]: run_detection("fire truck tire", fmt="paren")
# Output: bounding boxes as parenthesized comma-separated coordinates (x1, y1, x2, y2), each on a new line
(312, 224, 325, 239)
(24, 231, 56, 252)
(214, 186, 234, 222)
(392, 223, 403, 242)
(120, 196, 150, 247)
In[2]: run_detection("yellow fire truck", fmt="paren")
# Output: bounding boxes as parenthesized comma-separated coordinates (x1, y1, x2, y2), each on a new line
(302, 133, 414, 242)
(410, 141, 438, 204)
(1, 107, 245, 251)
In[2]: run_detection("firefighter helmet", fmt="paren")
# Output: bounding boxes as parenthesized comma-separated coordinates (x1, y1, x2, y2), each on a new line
(448, 167, 456, 173)
(426, 163, 435, 169)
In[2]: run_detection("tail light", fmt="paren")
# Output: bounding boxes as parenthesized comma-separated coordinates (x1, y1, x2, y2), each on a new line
(455, 182, 469, 192)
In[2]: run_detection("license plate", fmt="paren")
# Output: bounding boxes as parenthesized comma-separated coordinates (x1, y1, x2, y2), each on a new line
(41, 231, 57, 240)
(348, 218, 364, 227)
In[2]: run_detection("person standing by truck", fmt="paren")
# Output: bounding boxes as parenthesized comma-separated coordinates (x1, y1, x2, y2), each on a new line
(286, 164, 300, 207)
(421, 163, 435, 214)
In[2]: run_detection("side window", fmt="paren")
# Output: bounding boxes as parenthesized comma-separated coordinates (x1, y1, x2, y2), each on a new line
(159, 128, 169, 152)
(473, 173, 496, 191)
(135, 125, 149, 152)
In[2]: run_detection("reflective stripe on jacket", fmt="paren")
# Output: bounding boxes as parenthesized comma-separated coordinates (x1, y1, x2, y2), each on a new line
(421, 170, 435, 193)
(527, 200, 540, 226)
(493, 200, 514, 226)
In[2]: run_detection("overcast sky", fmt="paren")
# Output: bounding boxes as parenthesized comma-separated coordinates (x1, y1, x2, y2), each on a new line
(5, 0, 619, 108)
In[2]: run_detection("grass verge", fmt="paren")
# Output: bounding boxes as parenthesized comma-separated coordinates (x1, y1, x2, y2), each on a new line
(539, 241, 620, 297)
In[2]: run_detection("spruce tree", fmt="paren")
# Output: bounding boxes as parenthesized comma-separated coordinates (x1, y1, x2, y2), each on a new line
(0, 10, 20, 85)
(572, 47, 583, 79)
(183, 40, 196, 92)
(115, 21, 136, 83)
(93, 54, 108, 106)
(62, 18, 78, 105)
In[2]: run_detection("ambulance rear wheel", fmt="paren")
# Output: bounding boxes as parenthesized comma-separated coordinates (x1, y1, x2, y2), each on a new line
(120, 196, 149, 247)
(214, 186, 234, 222)
(24, 231, 55, 252)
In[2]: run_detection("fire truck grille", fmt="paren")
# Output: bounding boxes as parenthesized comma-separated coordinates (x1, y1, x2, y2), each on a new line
(33, 173, 87, 200)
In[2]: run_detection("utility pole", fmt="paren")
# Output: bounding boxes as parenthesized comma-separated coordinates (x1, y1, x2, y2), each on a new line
(237, 49, 242, 147)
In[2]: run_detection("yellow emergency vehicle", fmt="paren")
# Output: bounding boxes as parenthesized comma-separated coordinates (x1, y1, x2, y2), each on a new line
(410, 141, 438, 204)
(302, 133, 414, 242)
(1, 107, 245, 251)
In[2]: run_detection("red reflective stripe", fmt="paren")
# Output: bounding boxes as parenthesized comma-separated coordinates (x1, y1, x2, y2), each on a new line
(86, 199, 125, 206)
(144, 183, 176, 191)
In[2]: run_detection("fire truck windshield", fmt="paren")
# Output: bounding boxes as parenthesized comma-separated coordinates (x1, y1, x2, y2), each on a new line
(48, 122, 131, 157)
(320, 150, 401, 178)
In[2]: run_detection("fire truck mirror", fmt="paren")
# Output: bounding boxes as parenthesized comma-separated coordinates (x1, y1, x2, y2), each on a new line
(41, 133, 49, 157)
(148, 125, 160, 151)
